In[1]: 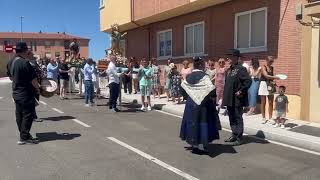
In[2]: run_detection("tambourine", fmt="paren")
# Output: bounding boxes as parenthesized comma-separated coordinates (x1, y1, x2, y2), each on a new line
(40, 79, 58, 98)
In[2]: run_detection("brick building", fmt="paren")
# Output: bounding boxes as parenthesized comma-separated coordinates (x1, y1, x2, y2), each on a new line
(0, 32, 90, 59)
(100, 0, 320, 122)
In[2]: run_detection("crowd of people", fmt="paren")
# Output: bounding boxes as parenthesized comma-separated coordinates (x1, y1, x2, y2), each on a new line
(6, 41, 289, 150)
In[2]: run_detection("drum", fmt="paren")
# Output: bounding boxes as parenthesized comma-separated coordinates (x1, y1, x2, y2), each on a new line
(40, 79, 58, 98)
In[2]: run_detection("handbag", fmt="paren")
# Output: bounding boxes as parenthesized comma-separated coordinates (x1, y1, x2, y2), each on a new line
(267, 81, 276, 94)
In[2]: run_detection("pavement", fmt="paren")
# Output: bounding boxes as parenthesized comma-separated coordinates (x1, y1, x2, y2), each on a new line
(95, 79, 320, 154)
(1, 78, 320, 180)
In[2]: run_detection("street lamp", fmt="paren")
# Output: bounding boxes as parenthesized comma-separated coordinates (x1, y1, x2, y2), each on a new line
(20, 16, 24, 42)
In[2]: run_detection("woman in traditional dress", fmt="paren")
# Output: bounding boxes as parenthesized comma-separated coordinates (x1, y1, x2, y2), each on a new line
(169, 65, 182, 104)
(180, 57, 220, 154)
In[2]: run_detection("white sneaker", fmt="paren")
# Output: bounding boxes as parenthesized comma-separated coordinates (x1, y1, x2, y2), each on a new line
(85, 104, 90, 107)
(140, 106, 146, 111)
(262, 118, 268, 124)
(147, 106, 152, 111)
(280, 124, 285, 129)
(273, 123, 280, 128)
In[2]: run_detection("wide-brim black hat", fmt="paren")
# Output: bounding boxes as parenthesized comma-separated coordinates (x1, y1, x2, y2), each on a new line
(226, 49, 243, 57)
(14, 42, 29, 52)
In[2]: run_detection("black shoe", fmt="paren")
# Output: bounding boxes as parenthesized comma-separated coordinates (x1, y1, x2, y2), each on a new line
(232, 138, 243, 146)
(17, 137, 38, 145)
(34, 118, 43, 122)
(191, 148, 207, 155)
(224, 136, 237, 142)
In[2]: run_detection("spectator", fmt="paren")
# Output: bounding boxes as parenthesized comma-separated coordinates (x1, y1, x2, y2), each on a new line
(47, 57, 59, 81)
(151, 58, 161, 99)
(164, 58, 172, 102)
(206, 59, 216, 84)
(139, 58, 153, 111)
(259, 56, 280, 124)
(131, 57, 140, 94)
(83, 58, 95, 106)
(247, 58, 261, 115)
(180, 60, 192, 80)
(169, 65, 182, 104)
(274, 86, 289, 129)
(58, 58, 70, 100)
(92, 61, 100, 95)
(123, 60, 132, 95)
(215, 58, 226, 112)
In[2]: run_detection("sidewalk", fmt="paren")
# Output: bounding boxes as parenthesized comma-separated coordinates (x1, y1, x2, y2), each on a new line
(78, 78, 320, 154)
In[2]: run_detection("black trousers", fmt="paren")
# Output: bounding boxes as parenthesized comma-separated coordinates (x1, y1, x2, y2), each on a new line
(123, 76, 132, 94)
(109, 82, 120, 109)
(15, 100, 36, 140)
(227, 106, 244, 139)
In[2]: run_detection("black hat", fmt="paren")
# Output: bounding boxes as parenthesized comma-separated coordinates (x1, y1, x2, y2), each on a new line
(15, 42, 29, 52)
(226, 49, 243, 57)
(193, 57, 203, 63)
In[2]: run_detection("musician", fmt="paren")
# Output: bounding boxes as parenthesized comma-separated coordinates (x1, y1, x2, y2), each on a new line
(29, 55, 44, 122)
(6, 42, 40, 145)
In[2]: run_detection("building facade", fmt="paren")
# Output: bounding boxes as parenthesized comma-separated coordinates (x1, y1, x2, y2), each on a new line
(100, 0, 319, 122)
(0, 32, 90, 59)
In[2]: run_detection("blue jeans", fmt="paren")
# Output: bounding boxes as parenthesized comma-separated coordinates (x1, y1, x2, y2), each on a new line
(248, 79, 260, 108)
(84, 80, 94, 104)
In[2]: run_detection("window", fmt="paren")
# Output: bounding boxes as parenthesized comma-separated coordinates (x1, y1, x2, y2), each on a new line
(100, 0, 105, 8)
(55, 41, 62, 46)
(235, 7, 267, 53)
(157, 29, 172, 57)
(44, 41, 51, 48)
(184, 22, 204, 55)
(4, 40, 10, 46)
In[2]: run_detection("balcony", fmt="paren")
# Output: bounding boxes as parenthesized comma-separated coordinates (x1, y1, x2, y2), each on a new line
(100, 0, 231, 33)
(305, 0, 320, 17)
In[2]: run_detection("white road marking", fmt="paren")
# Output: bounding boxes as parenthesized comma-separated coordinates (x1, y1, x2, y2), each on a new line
(0, 97, 3, 100)
(155, 109, 320, 156)
(52, 108, 64, 114)
(72, 119, 91, 128)
(39, 101, 47, 105)
(107, 137, 199, 180)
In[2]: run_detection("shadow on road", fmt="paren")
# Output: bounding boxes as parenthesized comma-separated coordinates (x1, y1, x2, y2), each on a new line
(36, 132, 81, 143)
(41, 116, 76, 121)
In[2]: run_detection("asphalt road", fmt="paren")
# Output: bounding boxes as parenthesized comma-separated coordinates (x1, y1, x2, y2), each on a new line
(0, 83, 320, 180)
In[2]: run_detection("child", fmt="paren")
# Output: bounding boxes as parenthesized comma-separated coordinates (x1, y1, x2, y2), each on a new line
(274, 86, 289, 128)
(170, 65, 182, 104)
(139, 58, 153, 111)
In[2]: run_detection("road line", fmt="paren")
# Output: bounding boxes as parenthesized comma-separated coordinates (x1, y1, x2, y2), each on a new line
(39, 101, 47, 105)
(107, 137, 199, 180)
(72, 119, 91, 128)
(155, 109, 320, 156)
(0, 97, 3, 100)
(52, 108, 64, 114)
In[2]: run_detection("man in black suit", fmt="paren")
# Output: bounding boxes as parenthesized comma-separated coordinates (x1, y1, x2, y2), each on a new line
(223, 49, 252, 146)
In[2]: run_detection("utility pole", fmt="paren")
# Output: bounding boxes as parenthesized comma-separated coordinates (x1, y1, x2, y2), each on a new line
(20, 16, 24, 42)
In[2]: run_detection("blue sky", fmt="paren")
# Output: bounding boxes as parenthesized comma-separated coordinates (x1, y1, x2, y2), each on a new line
(0, 0, 110, 60)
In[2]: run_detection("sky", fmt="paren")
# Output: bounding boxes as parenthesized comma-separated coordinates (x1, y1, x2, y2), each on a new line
(0, 0, 110, 60)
